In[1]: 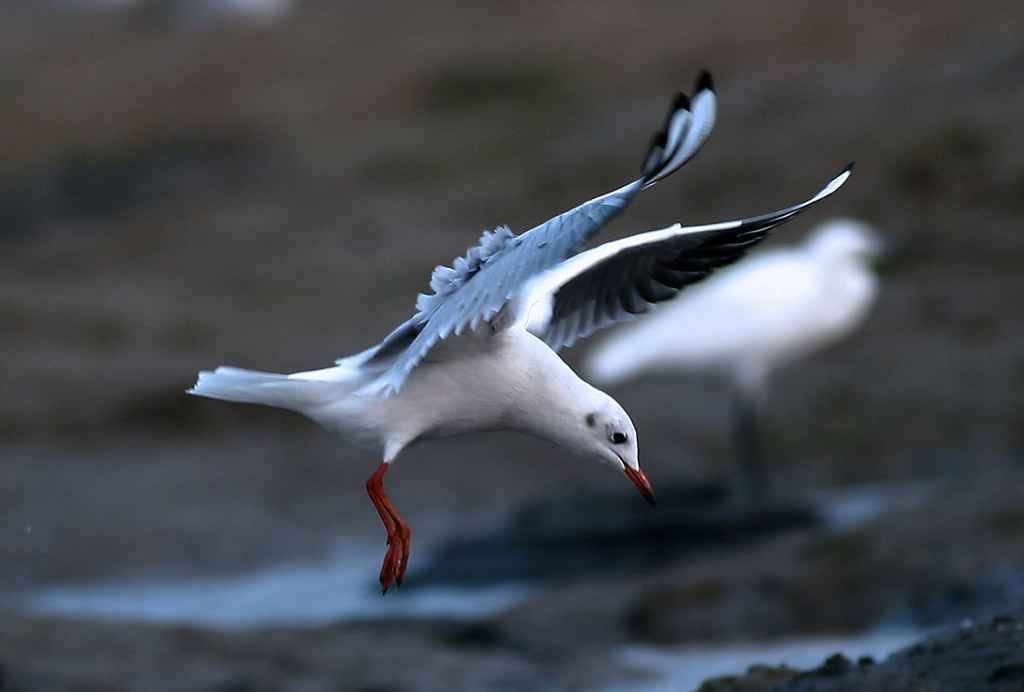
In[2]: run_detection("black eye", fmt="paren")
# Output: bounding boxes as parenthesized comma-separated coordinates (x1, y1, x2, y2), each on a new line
(611, 431, 628, 444)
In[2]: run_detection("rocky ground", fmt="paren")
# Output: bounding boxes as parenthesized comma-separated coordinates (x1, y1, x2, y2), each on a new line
(0, 1, 1022, 690)
(698, 608, 1024, 692)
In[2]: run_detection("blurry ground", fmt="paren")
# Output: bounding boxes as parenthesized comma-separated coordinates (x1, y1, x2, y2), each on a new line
(0, 1, 1022, 690)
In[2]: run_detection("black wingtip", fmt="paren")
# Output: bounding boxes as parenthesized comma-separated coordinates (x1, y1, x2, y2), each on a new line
(640, 70, 716, 184)
(670, 90, 690, 114)
(843, 161, 855, 173)
(641, 130, 668, 178)
(695, 69, 714, 94)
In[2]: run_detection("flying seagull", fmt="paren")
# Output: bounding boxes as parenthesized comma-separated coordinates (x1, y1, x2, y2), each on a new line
(189, 71, 852, 593)
(584, 218, 882, 501)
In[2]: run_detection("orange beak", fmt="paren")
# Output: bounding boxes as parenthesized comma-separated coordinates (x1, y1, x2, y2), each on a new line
(623, 465, 657, 507)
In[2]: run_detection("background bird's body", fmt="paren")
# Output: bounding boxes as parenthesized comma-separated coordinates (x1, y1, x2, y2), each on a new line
(584, 219, 882, 499)
(586, 219, 881, 393)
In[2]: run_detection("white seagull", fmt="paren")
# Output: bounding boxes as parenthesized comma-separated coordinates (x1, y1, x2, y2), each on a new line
(584, 218, 883, 501)
(189, 72, 853, 592)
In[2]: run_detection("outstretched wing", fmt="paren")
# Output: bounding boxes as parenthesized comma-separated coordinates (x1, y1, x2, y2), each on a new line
(365, 72, 717, 394)
(514, 164, 854, 350)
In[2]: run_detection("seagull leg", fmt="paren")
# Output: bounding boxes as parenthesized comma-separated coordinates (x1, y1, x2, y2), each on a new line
(365, 461, 411, 594)
(731, 384, 769, 505)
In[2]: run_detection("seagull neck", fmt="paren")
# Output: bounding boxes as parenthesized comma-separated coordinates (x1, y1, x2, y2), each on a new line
(511, 343, 598, 447)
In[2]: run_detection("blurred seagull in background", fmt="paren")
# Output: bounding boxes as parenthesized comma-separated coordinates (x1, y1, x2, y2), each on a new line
(189, 71, 852, 593)
(584, 218, 883, 502)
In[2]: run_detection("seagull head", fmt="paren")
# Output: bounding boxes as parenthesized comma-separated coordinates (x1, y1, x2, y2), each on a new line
(579, 391, 656, 507)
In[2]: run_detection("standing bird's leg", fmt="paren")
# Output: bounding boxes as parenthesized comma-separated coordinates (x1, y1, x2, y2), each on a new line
(731, 380, 769, 505)
(365, 461, 411, 594)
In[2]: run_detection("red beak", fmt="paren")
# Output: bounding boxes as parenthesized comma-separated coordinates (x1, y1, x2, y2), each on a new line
(623, 465, 657, 507)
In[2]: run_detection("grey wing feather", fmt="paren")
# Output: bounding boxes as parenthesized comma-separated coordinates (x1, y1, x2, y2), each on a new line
(366, 180, 641, 390)
(539, 164, 855, 350)
(366, 72, 718, 393)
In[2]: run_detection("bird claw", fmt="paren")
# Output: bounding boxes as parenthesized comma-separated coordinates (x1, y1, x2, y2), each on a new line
(379, 524, 411, 595)
(366, 461, 412, 595)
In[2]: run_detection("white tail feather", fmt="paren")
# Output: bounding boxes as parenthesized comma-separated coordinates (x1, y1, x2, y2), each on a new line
(188, 366, 333, 412)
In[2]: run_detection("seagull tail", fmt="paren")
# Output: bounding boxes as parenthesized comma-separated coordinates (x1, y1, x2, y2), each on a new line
(187, 366, 332, 412)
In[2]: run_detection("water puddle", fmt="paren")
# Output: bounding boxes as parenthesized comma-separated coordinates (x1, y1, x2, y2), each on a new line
(7, 540, 532, 630)
(6, 481, 942, 633)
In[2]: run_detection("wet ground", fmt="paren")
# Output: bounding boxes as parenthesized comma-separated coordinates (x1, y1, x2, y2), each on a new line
(1, 1, 1023, 689)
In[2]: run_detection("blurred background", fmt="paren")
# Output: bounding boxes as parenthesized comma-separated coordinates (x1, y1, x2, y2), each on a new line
(0, 1, 1022, 690)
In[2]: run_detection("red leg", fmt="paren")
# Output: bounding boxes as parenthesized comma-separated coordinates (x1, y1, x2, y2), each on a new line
(365, 461, 411, 594)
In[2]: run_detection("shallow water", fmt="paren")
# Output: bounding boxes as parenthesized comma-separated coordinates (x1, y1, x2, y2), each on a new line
(1, 483, 942, 690)
(8, 547, 922, 691)
(7, 481, 939, 630)
(7, 539, 532, 629)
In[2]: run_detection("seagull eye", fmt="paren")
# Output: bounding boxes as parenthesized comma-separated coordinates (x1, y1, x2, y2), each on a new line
(611, 431, 628, 444)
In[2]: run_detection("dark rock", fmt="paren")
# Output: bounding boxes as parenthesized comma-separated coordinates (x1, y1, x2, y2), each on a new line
(410, 480, 818, 587)
(697, 664, 801, 692)
(705, 606, 1024, 691)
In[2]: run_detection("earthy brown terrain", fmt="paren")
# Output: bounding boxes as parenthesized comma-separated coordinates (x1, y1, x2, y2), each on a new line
(0, 1, 1022, 690)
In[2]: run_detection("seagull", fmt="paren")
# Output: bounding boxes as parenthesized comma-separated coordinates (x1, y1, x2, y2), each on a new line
(584, 218, 883, 501)
(189, 71, 852, 593)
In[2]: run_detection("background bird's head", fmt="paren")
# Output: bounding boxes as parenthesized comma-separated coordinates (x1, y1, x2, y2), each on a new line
(807, 218, 886, 266)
